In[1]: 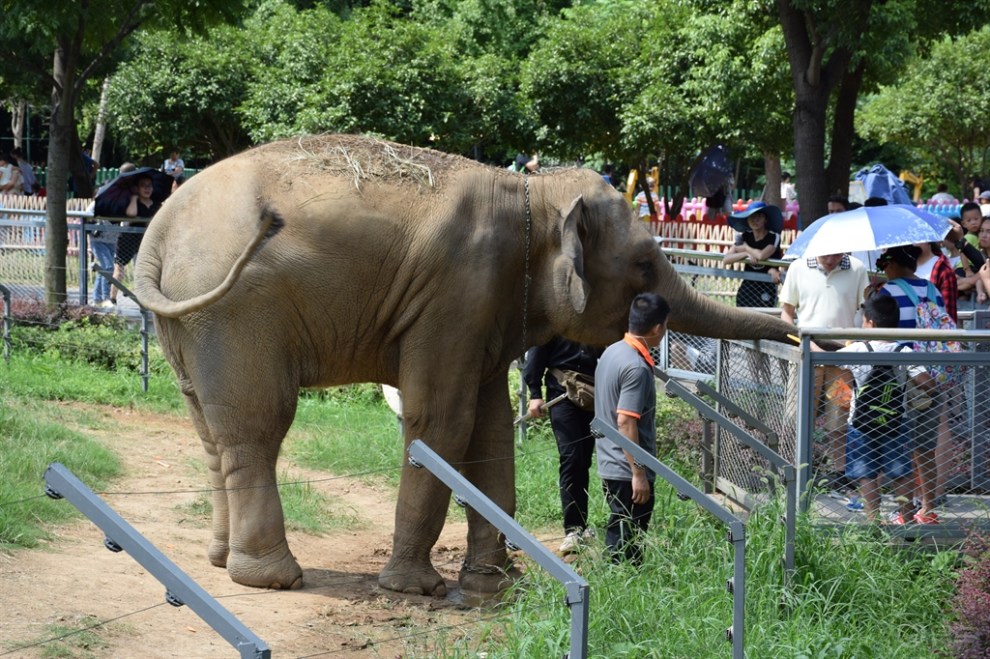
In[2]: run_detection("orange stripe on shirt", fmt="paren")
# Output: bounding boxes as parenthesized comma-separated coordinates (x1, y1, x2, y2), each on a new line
(617, 409, 641, 419)
(622, 333, 655, 367)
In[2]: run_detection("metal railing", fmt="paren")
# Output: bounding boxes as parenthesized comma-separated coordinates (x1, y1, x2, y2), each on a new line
(407, 440, 590, 659)
(590, 417, 746, 658)
(43, 463, 270, 659)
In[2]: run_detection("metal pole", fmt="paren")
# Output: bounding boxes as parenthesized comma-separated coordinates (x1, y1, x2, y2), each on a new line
(78, 221, 89, 305)
(407, 440, 589, 659)
(516, 354, 528, 444)
(43, 463, 270, 658)
(796, 336, 814, 510)
(1, 284, 11, 363)
(730, 520, 745, 659)
(140, 308, 151, 392)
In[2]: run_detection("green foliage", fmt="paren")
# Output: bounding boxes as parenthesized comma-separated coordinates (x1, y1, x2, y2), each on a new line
(0, 311, 183, 412)
(104, 25, 253, 159)
(0, 397, 122, 550)
(290, 386, 406, 488)
(520, 2, 644, 159)
(857, 25, 990, 190)
(446, 501, 955, 657)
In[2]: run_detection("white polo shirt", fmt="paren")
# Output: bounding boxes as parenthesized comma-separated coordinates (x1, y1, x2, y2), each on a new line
(779, 255, 869, 328)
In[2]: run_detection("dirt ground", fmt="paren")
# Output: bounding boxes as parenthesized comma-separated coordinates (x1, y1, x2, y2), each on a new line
(0, 404, 497, 658)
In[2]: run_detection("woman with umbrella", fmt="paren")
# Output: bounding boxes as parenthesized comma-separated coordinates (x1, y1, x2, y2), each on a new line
(723, 200, 783, 307)
(111, 172, 164, 304)
(93, 166, 170, 305)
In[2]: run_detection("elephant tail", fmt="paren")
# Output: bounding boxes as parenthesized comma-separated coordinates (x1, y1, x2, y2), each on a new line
(134, 205, 284, 318)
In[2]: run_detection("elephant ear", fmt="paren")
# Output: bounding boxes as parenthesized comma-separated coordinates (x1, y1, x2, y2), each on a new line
(553, 195, 589, 313)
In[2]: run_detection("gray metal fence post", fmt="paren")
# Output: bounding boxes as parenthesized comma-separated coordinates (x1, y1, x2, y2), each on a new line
(796, 335, 815, 510)
(77, 220, 89, 305)
(43, 463, 270, 658)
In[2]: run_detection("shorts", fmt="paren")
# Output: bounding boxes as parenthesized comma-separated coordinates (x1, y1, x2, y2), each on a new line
(114, 232, 144, 267)
(844, 421, 912, 481)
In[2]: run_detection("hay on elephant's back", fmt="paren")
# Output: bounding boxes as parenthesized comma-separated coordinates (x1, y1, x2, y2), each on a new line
(284, 134, 469, 191)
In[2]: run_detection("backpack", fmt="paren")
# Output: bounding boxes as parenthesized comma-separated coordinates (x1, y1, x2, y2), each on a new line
(851, 343, 908, 436)
(889, 279, 962, 387)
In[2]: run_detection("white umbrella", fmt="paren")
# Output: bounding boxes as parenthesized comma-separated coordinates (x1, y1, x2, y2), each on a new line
(785, 204, 951, 260)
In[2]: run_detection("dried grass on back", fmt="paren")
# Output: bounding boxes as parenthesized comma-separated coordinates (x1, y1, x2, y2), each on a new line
(278, 134, 472, 191)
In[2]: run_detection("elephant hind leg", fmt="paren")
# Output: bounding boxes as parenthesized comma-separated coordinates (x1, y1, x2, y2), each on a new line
(191, 370, 303, 590)
(182, 388, 230, 570)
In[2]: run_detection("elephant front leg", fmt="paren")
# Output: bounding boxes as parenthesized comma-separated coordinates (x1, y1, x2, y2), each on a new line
(459, 375, 519, 594)
(379, 461, 452, 596)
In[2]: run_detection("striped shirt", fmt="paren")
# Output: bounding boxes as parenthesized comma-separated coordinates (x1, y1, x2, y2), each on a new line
(877, 277, 946, 328)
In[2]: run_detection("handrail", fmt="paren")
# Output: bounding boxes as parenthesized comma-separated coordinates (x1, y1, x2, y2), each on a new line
(590, 418, 746, 657)
(43, 463, 270, 658)
(406, 440, 589, 659)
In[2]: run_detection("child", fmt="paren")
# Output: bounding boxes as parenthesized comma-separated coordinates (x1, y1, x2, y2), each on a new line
(834, 294, 933, 523)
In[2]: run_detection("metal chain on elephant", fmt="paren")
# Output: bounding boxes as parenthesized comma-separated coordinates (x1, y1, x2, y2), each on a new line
(522, 175, 532, 356)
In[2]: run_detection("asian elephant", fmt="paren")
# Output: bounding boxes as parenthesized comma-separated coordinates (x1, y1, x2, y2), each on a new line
(134, 134, 794, 596)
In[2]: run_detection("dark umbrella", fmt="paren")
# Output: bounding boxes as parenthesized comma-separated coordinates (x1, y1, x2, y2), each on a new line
(93, 167, 172, 217)
(689, 144, 732, 198)
(853, 164, 913, 205)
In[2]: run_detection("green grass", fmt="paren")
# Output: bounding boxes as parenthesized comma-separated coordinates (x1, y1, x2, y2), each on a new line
(289, 385, 406, 488)
(442, 500, 955, 658)
(0, 350, 183, 414)
(0, 396, 123, 550)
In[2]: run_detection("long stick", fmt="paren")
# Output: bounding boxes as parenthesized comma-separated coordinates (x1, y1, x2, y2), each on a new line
(513, 393, 569, 426)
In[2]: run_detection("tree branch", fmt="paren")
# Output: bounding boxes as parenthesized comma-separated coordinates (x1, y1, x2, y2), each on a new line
(74, 0, 154, 95)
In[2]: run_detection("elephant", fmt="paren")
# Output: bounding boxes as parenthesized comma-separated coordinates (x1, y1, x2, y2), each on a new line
(134, 134, 794, 596)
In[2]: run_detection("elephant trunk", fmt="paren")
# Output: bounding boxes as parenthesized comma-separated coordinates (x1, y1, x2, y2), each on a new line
(654, 250, 796, 345)
(134, 205, 283, 318)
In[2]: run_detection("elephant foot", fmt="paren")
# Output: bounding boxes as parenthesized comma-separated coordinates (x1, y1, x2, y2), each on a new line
(208, 539, 229, 568)
(379, 559, 447, 597)
(458, 561, 522, 595)
(226, 545, 303, 590)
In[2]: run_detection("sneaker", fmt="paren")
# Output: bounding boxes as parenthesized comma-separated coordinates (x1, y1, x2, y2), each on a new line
(887, 511, 907, 525)
(913, 510, 939, 525)
(581, 527, 596, 541)
(846, 496, 864, 512)
(559, 532, 582, 555)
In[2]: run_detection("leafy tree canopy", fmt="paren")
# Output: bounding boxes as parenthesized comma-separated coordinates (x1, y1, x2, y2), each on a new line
(856, 25, 990, 194)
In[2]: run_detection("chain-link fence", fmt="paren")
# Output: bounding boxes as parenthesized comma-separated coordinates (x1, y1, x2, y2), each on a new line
(661, 321, 990, 537)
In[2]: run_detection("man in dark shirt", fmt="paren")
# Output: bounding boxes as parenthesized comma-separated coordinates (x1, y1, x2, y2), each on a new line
(523, 337, 602, 554)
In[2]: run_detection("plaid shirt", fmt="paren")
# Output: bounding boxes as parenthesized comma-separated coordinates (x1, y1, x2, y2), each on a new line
(930, 253, 958, 322)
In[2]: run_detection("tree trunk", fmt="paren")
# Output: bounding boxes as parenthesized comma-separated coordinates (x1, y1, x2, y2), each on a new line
(791, 87, 831, 228)
(10, 100, 26, 150)
(776, 0, 868, 229)
(763, 153, 783, 207)
(92, 77, 111, 167)
(45, 45, 74, 307)
(825, 62, 865, 198)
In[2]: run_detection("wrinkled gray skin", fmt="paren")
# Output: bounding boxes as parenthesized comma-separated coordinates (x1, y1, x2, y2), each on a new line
(134, 135, 794, 596)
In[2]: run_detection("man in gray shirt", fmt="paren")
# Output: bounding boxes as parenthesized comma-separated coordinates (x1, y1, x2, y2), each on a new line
(594, 293, 671, 564)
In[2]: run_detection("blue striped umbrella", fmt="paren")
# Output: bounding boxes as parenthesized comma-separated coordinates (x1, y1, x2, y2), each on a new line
(785, 204, 951, 259)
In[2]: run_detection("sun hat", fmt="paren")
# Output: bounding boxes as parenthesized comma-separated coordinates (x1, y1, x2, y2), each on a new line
(978, 190, 990, 200)
(728, 200, 783, 233)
